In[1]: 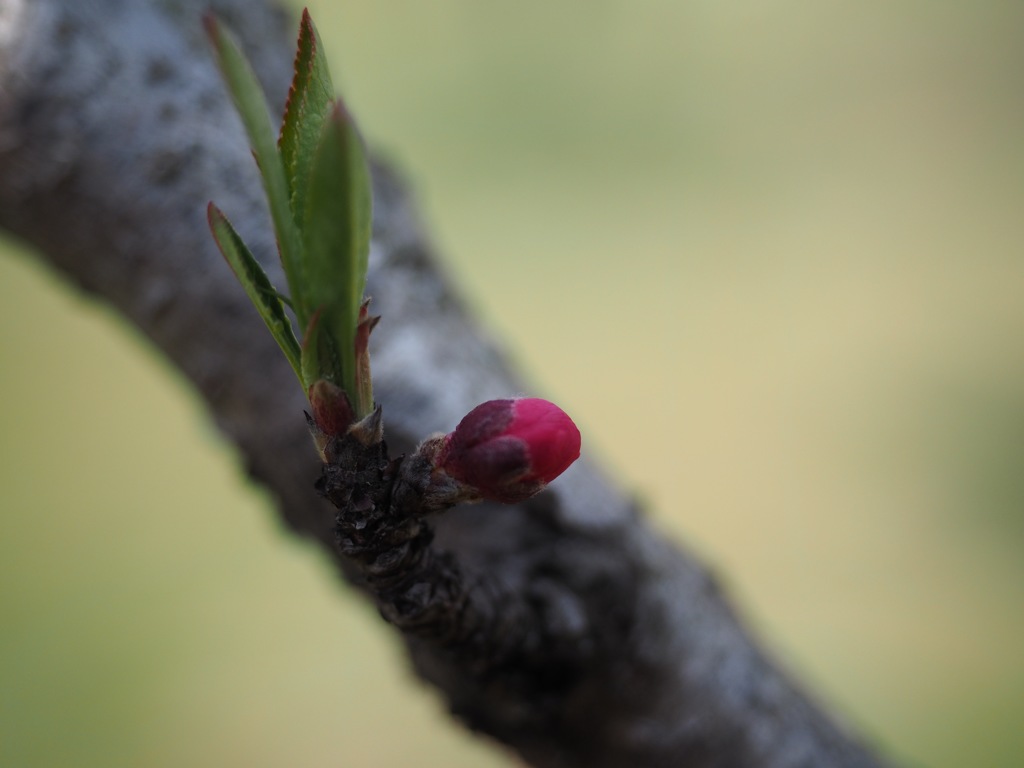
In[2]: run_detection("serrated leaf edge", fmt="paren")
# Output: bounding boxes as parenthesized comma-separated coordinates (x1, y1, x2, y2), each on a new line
(205, 14, 311, 325)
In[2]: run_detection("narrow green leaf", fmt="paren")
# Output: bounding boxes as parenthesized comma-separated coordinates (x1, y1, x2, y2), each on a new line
(299, 311, 322, 394)
(300, 103, 373, 409)
(207, 203, 304, 386)
(299, 312, 343, 399)
(204, 15, 310, 325)
(278, 9, 335, 226)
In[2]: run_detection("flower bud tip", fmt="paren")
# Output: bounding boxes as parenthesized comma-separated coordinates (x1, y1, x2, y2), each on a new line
(439, 398, 580, 503)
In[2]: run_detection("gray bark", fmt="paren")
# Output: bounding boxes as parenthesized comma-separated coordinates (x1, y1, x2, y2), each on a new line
(0, 1, 889, 766)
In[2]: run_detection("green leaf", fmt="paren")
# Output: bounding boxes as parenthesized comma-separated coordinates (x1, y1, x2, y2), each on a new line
(207, 12, 375, 417)
(207, 203, 304, 386)
(278, 9, 335, 227)
(299, 310, 322, 394)
(204, 15, 310, 325)
(300, 103, 373, 410)
(299, 316, 322, 396)
(299, 312, 345, 402)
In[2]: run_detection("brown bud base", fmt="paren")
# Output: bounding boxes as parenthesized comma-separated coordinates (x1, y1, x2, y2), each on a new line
(316, 428, 473, 638)
(314, 416, 604, 696)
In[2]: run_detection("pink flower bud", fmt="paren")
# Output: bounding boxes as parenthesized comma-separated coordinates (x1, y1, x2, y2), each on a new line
(438, 398, 581, 503)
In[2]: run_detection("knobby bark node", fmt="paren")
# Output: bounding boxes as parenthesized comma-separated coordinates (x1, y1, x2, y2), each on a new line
(0, 1, 891, 767)
(319, 425, 621, 716)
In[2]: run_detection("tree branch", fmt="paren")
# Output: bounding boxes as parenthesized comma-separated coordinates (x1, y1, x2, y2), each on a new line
(0, 1, 889, 766)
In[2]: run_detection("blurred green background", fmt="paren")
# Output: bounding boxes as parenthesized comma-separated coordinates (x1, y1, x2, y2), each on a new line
(2, 1, 1023, 766)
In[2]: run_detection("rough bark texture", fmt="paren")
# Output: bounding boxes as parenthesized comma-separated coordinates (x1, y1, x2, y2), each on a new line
(0, 1, 889, 766)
